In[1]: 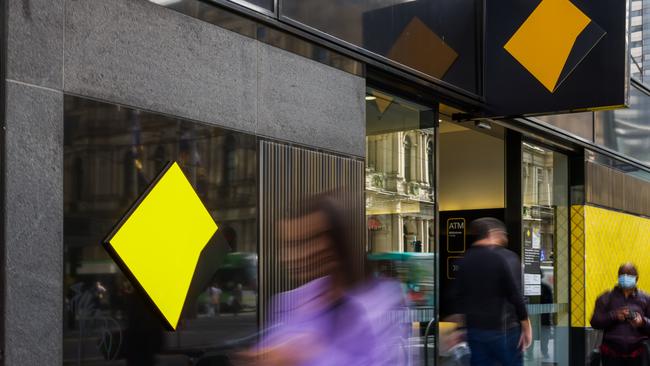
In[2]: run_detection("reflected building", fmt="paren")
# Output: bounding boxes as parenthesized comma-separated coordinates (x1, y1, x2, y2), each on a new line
(62, 98, 259, 364)
(630, 0, 646, 81)
(365, 90, 435, 254)
(366, 130, 435, 253)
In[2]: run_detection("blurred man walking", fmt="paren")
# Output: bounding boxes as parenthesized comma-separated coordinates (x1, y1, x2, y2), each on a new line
(456, 218, 532, 366)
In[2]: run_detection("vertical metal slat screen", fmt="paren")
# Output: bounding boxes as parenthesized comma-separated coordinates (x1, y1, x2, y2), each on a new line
(259, 140, 365, 326)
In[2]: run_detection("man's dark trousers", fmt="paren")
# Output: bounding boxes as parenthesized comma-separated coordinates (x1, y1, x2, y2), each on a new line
(467, 327, 522, 366)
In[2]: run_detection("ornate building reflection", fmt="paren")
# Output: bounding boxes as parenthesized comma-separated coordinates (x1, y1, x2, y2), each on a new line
(365, 89, 435, 254)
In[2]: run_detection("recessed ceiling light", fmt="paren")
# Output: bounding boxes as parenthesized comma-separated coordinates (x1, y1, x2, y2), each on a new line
(149, 0, 182, 5)
(365, 95, 377, 101)
(475, 121, 492, 130)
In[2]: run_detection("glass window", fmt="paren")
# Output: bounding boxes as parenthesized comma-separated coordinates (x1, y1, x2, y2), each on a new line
(595, 85, 650, 166)
(536, 112, 594, 142)
(365, 87, 436, 363)
(228, 0, 274, 14)
(281, 0, 481, 94)
(63, 96, 258, 365)
(522, 142, 569, 366)
(630, 0, 648, 83)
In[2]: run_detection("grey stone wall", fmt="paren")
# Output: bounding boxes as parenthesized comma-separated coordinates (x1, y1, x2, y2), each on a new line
(63, 0, 365, 156)
(6, 0, 65, 364)
(4, 82, 63, 366)
(4, 0, 364, 364)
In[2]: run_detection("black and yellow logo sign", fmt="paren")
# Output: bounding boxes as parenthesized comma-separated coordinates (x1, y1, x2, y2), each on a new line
(105, 162, 218, 330)
(504, 0, 606, 93)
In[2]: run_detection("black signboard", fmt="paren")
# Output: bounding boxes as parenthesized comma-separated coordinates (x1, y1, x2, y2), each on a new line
(447, 218, 466, 253)
(523, 226, 542, 296)
(447, 256, 463, 280)
(484, 0, 628, 117)
(439, 209, 505, 318)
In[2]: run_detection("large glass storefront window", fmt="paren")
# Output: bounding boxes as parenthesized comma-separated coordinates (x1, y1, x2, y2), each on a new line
(365, 87, 436, 364)
(522, 142, 569, 366)
(595, 85, 650, 167)
(63, 96, 257, 365)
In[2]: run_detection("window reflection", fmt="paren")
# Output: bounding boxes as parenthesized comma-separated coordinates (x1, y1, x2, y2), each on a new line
(521, 142, 570, 366)
(630, 0, 646, 82)
(595, 85, 650, 167)
(229, 0, 274, 13)
(63, 96, 257, 365)
(281, 0, 480, 93)
(365, 87, 435, 364)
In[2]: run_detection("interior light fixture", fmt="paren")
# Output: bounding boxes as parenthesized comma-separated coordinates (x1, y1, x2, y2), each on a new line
(149, 0, 183, 5)
(365, 95, 377, 101)
(475, 120, 492, 130)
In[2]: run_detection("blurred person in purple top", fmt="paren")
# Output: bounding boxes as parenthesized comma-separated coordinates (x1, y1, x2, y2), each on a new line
(240, 192, 406, 366)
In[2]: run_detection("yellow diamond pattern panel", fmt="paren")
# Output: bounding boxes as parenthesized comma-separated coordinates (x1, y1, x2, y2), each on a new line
(504, 0, 591, 92)
(584, 205, 650, 326)
(570, 205, 586, 327)
(106, 162, 218, 330)
(556, 206, 570, 326)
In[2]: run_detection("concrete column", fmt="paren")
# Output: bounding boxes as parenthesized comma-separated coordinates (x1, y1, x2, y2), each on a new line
(393, 132, 404, 177)
(416, 218, 423, 251)
(423, 220, 429, 252)
(419, 133, 425, 182)
(424, 135, 430, 185)
(391, 133, 402, 175)
(395, 214, 404, 252)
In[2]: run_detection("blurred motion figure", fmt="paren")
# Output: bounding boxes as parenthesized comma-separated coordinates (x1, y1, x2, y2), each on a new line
(455, 218, 532, 366)
(242, 192, 405, 365)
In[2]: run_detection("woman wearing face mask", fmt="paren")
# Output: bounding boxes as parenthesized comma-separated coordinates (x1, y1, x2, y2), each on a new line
(591, 263, 650, 366)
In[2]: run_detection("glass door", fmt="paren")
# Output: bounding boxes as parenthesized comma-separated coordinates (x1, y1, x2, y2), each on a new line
(521, 142, 570, 366)
(365, 87, 437, 365)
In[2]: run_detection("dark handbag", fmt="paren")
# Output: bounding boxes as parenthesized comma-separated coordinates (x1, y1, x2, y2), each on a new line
(588, 329, 604, 366)
(589, 348, 601, 366)
(642, 340, 650, 366)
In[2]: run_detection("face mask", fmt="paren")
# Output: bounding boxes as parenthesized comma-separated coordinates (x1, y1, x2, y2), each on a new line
(618, 274, 637, 289)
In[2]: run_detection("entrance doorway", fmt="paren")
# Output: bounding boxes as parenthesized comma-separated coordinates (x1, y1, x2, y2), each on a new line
(365, 87, 437, 364)
(521, 141, 570, 366)
(437, 118, 571, 366)
(437, 117, 506, 328)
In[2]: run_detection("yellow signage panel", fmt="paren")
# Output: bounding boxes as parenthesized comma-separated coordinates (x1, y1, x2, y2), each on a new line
(105, 162, 218, 330)
(504, 0, 591, 92)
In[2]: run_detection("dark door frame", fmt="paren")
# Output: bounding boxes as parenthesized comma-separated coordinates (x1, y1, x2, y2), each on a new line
(0, 0, 7, 361)
(507, 129, 585, 365)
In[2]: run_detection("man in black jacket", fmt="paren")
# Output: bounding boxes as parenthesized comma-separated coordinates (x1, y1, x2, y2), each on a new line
(456, 218, 532, 366)
(591, 263, 650, 366)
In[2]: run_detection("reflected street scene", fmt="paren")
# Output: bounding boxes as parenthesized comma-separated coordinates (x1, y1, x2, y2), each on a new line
(63, 96, 258, 365)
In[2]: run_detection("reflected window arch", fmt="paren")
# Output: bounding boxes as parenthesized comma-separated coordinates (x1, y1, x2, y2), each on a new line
(404, 135, 412, 182)
(427, 140, 434, 185)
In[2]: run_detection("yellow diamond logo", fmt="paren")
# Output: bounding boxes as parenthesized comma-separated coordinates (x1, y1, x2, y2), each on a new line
(504, 0, 605, 92)
(105, 162, 218, 330)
